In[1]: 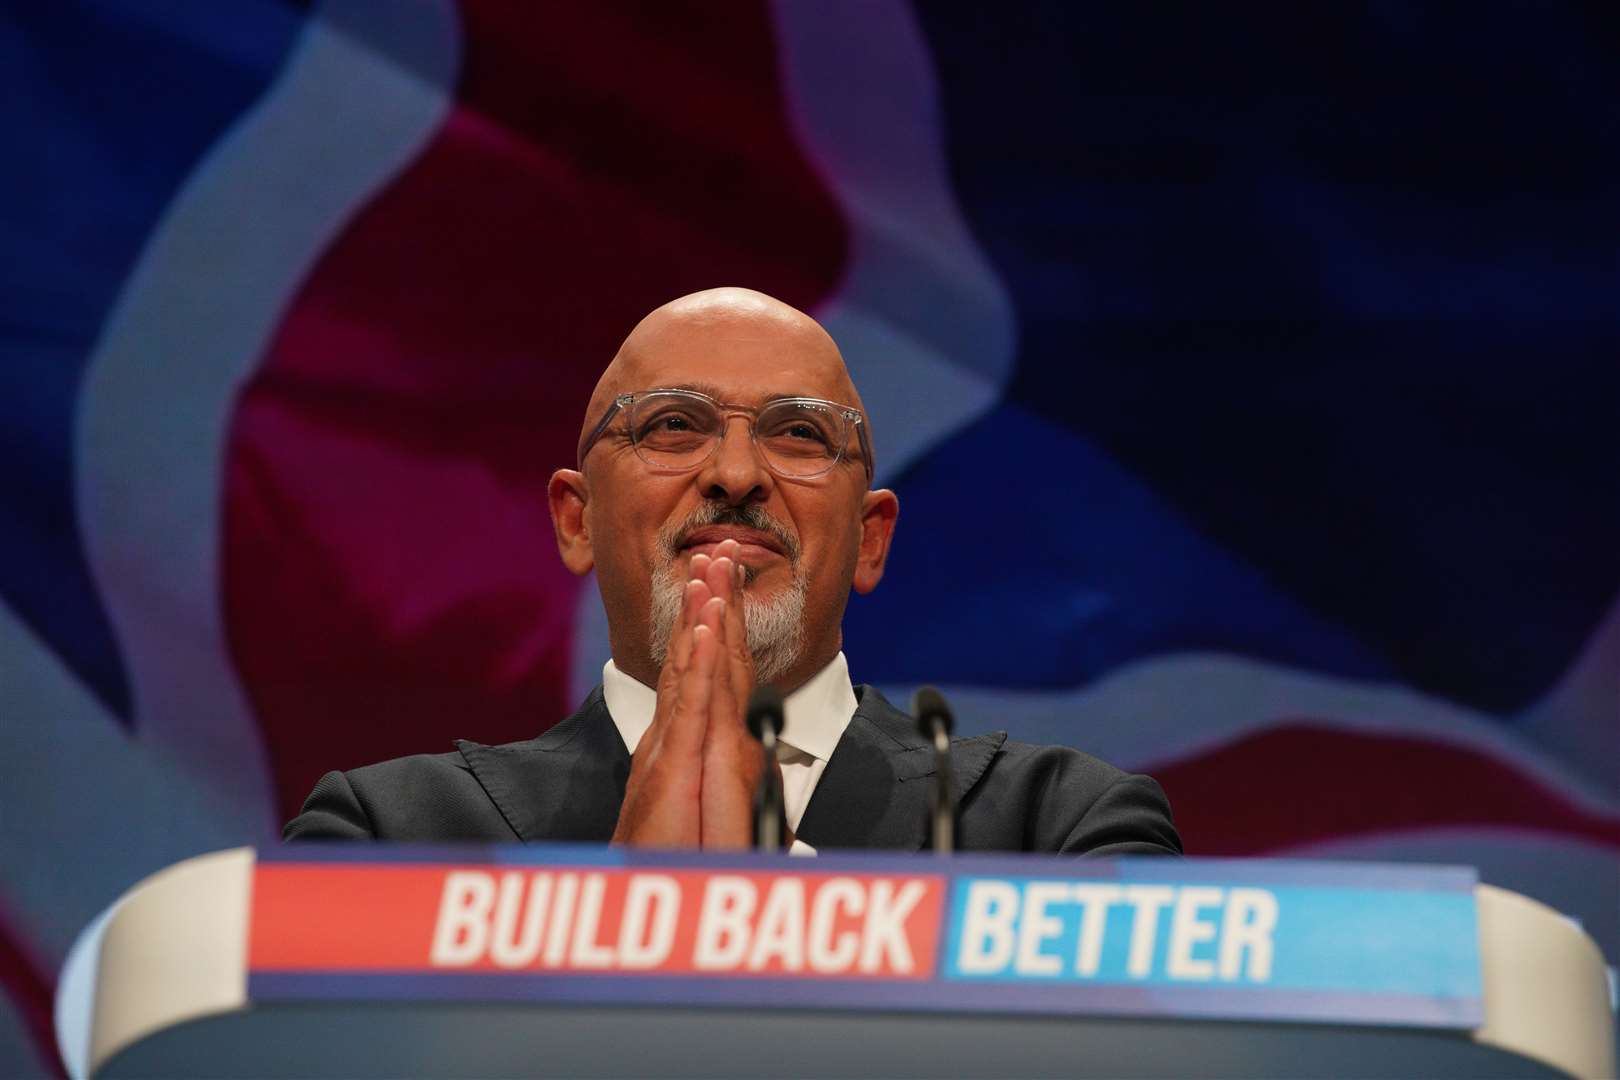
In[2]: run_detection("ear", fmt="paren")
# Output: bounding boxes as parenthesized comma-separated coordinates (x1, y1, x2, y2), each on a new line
(851, 488, 899, 594)
(547, 468, 594, 576)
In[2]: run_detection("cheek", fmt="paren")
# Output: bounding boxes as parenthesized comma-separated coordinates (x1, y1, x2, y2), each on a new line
(791, 493, 863, 582)
(589, 478, 683, 578)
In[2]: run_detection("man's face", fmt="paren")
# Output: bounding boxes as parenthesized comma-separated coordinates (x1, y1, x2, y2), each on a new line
(572, 298, 879, 689)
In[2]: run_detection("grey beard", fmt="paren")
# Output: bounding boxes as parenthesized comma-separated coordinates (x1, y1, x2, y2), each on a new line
(648, 567, 807, 686)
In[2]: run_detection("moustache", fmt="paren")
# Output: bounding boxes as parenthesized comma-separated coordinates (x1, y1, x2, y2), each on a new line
(659, 502, 803, 564)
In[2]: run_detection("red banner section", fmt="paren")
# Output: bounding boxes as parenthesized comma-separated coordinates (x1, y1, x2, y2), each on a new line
(251, 865, 944, 980)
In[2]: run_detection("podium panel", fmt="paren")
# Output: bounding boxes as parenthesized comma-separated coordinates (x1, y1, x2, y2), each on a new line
(59, 846, 1615, 1079)
(103, 1001, 1566, 1079)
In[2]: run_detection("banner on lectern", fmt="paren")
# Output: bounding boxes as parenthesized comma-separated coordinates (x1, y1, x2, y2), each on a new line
(248, 847, 1482, 1028)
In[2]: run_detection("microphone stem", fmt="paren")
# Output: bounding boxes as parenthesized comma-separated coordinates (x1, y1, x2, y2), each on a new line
(929, 717, 954, 855)
(757, 725, 782, 852)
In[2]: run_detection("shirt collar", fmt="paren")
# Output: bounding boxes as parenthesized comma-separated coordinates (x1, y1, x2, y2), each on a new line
(601, 652, 856, 762)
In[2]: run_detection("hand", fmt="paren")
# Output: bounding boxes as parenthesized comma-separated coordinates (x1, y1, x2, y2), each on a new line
(609, 562, 721, 847)
(695, 541, 764, 849)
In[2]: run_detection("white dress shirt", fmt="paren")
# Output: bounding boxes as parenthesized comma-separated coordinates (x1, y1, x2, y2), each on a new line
(601, 653, 858, 856)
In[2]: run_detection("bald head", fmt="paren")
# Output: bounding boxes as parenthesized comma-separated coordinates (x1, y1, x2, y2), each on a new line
(578, 287, 866, 459)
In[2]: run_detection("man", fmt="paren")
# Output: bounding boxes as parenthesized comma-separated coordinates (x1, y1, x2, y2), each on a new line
(286, 288, 1180, 856)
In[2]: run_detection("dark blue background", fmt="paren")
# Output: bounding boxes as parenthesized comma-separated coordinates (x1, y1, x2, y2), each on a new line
(849, 3, 1619, 714)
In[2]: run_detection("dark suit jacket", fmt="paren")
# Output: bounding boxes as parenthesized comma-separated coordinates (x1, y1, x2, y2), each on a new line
(284, 685, 1181, 856)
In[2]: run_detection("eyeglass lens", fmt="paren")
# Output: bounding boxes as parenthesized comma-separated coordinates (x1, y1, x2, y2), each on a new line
(629, 392, 847, 477)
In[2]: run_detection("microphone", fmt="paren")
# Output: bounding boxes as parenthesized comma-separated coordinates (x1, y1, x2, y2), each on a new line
(746, 686, 786, 852)
(911, 686, 957, 855)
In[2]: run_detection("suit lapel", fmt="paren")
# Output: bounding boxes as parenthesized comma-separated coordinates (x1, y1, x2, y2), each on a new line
(456, 687, 630, 843)
(455, 683, 1007, 850)
(795, 686, 1007, 852)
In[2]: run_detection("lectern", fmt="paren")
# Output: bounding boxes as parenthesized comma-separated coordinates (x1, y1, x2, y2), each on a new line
(58, 846, 1615, 1078)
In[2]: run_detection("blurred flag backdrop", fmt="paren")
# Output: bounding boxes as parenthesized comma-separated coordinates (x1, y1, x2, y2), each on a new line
(3, 2, 1616, 1072)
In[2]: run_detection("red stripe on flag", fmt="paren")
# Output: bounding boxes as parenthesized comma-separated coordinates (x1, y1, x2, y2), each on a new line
(1149, 723, 1620, 855)
(0, 914, 66, 1078)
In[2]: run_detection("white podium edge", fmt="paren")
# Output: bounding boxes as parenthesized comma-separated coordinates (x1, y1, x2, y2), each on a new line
(57, 850, 1618, 1079)
(1474, 883, 1616, 1080)
(63, 847, 254, 1078)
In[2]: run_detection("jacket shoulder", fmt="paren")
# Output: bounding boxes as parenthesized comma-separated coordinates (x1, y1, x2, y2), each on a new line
(346, 747, 478, 792)
(282, 689, 615, 843)
(990, 737, 1132, 790)
(968, 738, 1183, 857)
(284, 747, 514, 842)
(848, 687, 1180, 856)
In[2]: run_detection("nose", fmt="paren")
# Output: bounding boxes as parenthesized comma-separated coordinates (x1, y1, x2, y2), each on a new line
(695, 414, 773, 505)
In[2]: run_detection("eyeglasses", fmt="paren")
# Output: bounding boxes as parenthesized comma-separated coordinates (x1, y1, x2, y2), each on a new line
(577, 388, 874, 483)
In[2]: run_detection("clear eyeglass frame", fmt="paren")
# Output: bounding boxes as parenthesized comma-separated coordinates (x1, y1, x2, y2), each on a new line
(576, 388, 875, 483)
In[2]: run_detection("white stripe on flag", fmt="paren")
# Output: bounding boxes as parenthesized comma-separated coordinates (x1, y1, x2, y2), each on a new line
(73, 0, 461, 810)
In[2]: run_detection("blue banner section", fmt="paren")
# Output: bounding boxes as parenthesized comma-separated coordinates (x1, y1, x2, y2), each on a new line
(944, 878, 1480, 1001)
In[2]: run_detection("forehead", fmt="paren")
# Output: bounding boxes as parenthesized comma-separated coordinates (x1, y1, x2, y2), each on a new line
(611, 307, 854, 406)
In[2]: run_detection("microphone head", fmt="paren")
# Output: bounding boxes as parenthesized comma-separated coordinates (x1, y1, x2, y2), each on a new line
(746, 685, 785, 741)
(911, 686, 954, 739)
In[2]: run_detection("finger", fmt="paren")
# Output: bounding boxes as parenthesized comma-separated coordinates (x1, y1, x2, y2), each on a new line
(718, 537, 741, 589)
(708, 552, 753, 715)
(725, 554, 752, 676)
(714, 537, 741, 578)
(647, 573, 717, 768)
(689, 552, 712, 585)
(700, 594, 725, 634)
(677, 577, 706, 640)
(702, 556, 742, 715)
(699, 595, 729, 726)
(662, 578, 710, 685)
(665, 621, 719, 758)
(707, 594, 735, 740)
(653, 579, 711, 751)
(725, 617, 752, 737)
(704, 550, 734, 605)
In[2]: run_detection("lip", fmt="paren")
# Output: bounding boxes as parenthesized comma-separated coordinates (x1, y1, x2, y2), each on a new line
(679, 526, 788, 564)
